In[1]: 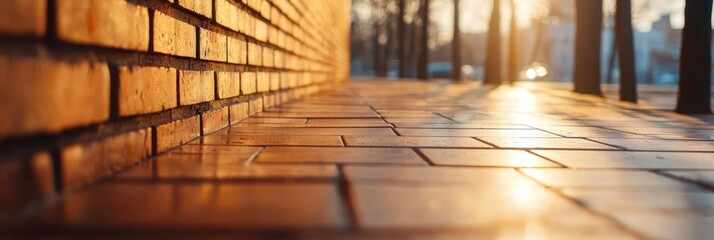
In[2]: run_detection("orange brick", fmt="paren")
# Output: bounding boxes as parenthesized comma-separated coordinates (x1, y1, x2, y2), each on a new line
(228, 36, 247, 64)
(249, 97, 263, 115)
(155, 116, 200, 153)
(56, 0, 149, 51)
(0, 152, 54, 223)
(275, 50, 284, 68)
(247, 0, 261, 12)
(61, 128, 151, 189)
(199, 28, 228, 61)
(241, 72, 257, 95)
(257, 72, 270, 93)
(263, 47, 274, 67)
(229, 102, 250, 124)
(0, 57, 109, 139)
(255, 20, 269, 42)
(179, 70, 214, 105)
(216, 72, 241, 98)
(241, 9, 255, 35)
(248, 42, 263, 66)
(153, 12, 196, 57)
(177, 0, 212, 18)
(118, 66, 177, 116)
(202, 107, 229, 134)
(215, 0, 239, 31)
(0, 0, 46, 36)
(270, 72, 280, 91)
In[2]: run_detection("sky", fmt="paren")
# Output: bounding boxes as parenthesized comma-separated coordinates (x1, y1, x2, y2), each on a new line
(354, 0, 705, 44)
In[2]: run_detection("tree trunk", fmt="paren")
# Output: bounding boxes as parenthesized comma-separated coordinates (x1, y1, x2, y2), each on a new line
(417, 0, 430, 80)
(507, 0, 518, 83)
(373, 21, 385, 77)
(484, 0, 502, 85)
(615, 0, 637, 102)
(397, 0, 407, 78)
(676, 0, 713, 114)
(573, 0, 603, 95)
(452, 0, 462, 81)
(606, 39, 617, 84)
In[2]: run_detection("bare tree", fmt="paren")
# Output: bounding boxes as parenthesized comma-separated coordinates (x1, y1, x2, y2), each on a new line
(615, 0, 637, 102)
(676, 0, 713, 113)
(507, 0, 518, 84)
(452, 0, 462, 81)
(573, 0, 603, 95)
(484, 0, 502, 85)
(417, 0, 430, 80)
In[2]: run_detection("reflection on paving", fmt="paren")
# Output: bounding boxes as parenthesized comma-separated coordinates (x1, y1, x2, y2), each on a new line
(14, 80, 714, 239)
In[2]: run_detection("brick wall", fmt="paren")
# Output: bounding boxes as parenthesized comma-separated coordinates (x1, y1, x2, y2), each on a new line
(0, 0, 350, 224)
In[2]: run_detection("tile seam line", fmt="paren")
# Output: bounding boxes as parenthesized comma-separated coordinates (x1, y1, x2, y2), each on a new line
(513, 168, 653, 240)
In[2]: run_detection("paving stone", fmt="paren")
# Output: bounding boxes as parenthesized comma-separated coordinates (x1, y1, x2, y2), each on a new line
(255, 111, 379, 118)
(534, 150, 714, 169)
(307, 118, 386, 124)
(344, 166, 528, 185)
(343, 136, 491, 148)
(522, 169, 696, 189)
(228, 127, 396, 136)
(195, 134, 343, 146)
(239, 118, 307, 124)
(479, 137, 619, 149)
(255, 147, 426, 165)
(560, 189, 714, 240)
(665, 171, 714, 187)
(383, 117, 456, 124)
(349, 181, 634, 238)
(393, 123, 532, 129)
(421, 149, 559, 167)
(396, 129, 559, 138)
(118, 154, 337, 180)
(35, 182, 348, 229)
(534, 126, 652, 138)
(589, 138, 714, 151)
(233, 123, 393, 128)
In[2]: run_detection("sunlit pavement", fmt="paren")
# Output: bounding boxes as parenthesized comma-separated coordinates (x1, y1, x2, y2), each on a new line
(14, 79, 714, 239)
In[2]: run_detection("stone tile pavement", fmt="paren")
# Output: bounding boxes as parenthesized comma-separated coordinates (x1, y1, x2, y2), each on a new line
(10, 80, 714, 239)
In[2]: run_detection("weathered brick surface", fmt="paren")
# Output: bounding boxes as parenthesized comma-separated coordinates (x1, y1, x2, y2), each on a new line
(177, 0, 212, 18)
(229, 102, 250, 124)
(270, 72, 280, 91)
(179, 70, 214, 105)
(0, 0, 351, 213)
(216, 72, 241, 99)
(0, 57, 109, 139)
(248, 42, 263, 66)
(215, 0, 240, 31)
(255, 20, 269, 42)
(57, 0, 149, 50)
(153, 12, 196, 57)
(228, 36, 247, 64)
(156, 116, 200, 153)
(118, 66, 177, 116)
(61, 128, 151, 189)
(202, 107, 229, 135)
(199, 28, 228, 61)
(257, 72, 270, 93)
(241, 72, 257, 95)
(0, 0, 46, 36)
